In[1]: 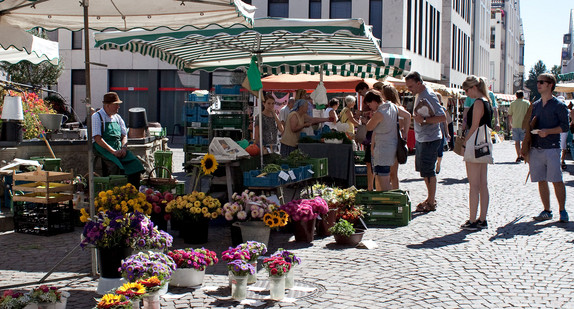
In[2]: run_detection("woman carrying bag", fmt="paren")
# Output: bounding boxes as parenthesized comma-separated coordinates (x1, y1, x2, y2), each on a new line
(460, 76, 493, 231)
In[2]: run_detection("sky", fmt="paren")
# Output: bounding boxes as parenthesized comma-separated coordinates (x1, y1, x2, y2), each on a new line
(521, 0, 573, 74)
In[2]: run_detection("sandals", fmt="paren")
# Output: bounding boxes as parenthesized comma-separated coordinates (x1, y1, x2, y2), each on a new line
(415, 200, 437, 212)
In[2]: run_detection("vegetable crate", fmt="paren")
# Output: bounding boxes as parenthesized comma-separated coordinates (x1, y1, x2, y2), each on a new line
(29, 157, 61, 172)
(94, 175, 128, 193)
(356, 190, 411, 227)
(243, 170, 289, 187)
(306, 158, 328, 178)
(13, 201, 74, 235)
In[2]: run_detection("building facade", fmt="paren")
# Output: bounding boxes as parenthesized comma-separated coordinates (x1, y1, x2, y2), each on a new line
(29, 0, 525, 130)
(489, 0, 524, 94)
(561, 10, 574, 77)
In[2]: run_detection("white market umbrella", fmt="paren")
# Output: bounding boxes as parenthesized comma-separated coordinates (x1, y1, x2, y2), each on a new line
(0, 24, 59, 65)
(94, 17, 411, 166)
(0, 0, 255, 277)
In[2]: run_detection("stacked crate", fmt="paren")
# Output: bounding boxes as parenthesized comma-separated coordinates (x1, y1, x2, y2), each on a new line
(355, 190, 412, 227)
(12, 170, 74, 235)
(184, 92, 211, 163)
(209, 85, 248, 141)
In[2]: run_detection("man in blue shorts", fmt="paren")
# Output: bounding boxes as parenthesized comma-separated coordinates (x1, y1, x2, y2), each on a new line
(405, 72, 446, 212)
(526, 73, 569, 222)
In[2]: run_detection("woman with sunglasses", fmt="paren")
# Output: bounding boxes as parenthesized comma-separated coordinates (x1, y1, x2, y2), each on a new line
(460, 76, 493, 231)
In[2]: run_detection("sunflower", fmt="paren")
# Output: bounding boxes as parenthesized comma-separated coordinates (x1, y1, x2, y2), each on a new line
(116, 282, 146, 296)
(201, 153, 218, 175)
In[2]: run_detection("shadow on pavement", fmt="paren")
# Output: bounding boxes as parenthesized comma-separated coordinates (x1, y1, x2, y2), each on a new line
(406, 230, 470, 249)
(438, 177, 468, 185)
(489, 215, 553, 241)
(494, 161, 523, 165)
(400, 178, 423, 183)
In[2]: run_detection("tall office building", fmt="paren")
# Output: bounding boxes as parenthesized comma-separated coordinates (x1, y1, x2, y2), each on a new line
(561, 10, 574, 77)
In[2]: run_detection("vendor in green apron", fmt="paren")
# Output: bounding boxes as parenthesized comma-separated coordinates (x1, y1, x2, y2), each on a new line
(92, 92, 145, 186)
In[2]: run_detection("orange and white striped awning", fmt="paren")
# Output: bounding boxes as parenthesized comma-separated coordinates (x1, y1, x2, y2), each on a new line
(494, 93, 515, 102)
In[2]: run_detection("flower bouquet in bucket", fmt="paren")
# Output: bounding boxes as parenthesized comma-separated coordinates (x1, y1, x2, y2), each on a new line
(165, 191, 222, 244)
(271, 248, 302, 289)
(227, 260, 256, 301)
(0, 290, 29, 309)
(27, 285, 70, 308)
(280, 197, 329, 242)
(167, 248, 218, 287)
(115, 282, 146, 306)
(119, 251, 176, 294)
(235, 241, 267, 284)
(94, 294, 132, 309)
(262, 256, 292, 300)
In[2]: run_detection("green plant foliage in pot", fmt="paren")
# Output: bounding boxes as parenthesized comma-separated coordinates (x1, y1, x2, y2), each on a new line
(328, 219, 355, 237)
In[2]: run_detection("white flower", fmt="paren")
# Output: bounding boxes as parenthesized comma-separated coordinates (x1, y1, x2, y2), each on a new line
(237, 211, 247, 220)
(225, 213, 234, 221)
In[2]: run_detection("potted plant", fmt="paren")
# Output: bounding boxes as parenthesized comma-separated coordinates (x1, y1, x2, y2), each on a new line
(271, 249, 302, 289)
(329, 219, 365, 246)
(262, 256, 292, 301)
(93, 183, 152, 215)
(94, 294, 132, 309)
(0, 290, 30, 309)
(142, 187, 174, 231)
(115, 282, 146, 308)
(222, 190, 278, 246)
(226, 260, 256, 301)
(164, 191, 222, 244)
(235, 241, 267, 284)
(167, 248, 218, 287)
(27, 285, 69, 309)
(119, 251, 177, 296)
(131, 227, 173, 253)
(280, 197, 329, 242)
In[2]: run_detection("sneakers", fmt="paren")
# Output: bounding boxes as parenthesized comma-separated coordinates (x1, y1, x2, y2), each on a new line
(477, 220, 488, 229)
(533, 210, 553, 221)
(560, 210, 569, 223)
(461, 220, 480, 231)
(515, 157, 523, 163)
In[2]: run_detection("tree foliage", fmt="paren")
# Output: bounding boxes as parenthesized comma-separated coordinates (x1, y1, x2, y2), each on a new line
(550, 65, 561, 77)
(525, 60, 547, 102)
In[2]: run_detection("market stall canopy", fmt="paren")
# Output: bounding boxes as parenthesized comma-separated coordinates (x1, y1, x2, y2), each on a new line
(261, 74, 379, 92)
(558, 72, 574, 82)
(555, 82, 574, 93)
(0, 0, 255, 31)
(94, 17, 411, 78)
(494, 93, 515, 103)
(0, 24, 58, 65)
(384, 76, 450, 96)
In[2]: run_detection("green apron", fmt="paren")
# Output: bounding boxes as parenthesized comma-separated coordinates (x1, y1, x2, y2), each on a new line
(94, 116, 144, 175)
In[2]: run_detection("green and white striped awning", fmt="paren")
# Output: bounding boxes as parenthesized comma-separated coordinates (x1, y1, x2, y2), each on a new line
(558, 72, 574, 82)
(95, 18, 411, 78)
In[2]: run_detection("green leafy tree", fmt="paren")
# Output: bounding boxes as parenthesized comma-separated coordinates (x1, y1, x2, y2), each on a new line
(550, 65, 561, 77)
(525, 60, 547, 102)
(0, 30, 63, 88)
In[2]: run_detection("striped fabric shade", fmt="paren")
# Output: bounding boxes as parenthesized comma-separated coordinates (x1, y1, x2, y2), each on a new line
(95, 18, 411, 79)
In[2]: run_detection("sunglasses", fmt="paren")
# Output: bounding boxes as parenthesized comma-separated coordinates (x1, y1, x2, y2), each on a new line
(537, 80, 550, 84)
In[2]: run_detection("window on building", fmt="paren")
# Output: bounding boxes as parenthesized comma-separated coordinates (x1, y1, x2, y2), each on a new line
(269, 0, 289, 17)
(309, 0, 321, 19)
(417, 0, 423, 56)
(369, 0, 382, 43)
(436, 11, 440, 61)
(330, 0, 351, 19)
(72, 31, 82, 50)
(490, 26, 495, 49)
(46, 30, 58, 42)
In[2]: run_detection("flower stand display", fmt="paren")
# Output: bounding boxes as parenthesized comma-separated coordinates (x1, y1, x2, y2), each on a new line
(167, 248, 218, 288)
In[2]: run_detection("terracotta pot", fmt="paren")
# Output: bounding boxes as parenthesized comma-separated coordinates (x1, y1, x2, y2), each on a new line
(333, 229, 365, 246)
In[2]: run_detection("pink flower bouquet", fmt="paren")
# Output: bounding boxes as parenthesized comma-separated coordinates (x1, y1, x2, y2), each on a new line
(280, 197, 329, 221)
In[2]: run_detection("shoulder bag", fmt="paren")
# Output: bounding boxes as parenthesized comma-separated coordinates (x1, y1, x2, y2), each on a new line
(395, 108, 408, 164)
(463, 124, 493, 164)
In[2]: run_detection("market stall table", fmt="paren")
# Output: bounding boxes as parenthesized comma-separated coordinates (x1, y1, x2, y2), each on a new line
(298, 143, 354, 187)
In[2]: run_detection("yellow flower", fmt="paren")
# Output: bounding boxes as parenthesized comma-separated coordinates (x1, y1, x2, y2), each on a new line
(211, 212, 219, 219)
(194, 201, 201, 207)
(79, 208, 90, 223)
(117, 282, 146, 295)
(97, 294, 124, 307)
(202, 207, 209, 214)
(197, 192, 206, 200)
(201, 153, 218, 175)
(98, 191, 106, 199)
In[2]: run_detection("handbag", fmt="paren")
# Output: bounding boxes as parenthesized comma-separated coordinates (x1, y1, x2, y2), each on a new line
(395, 112, 408, 164)
(453, 135, 465, 156)
(464, 124, 493, 164)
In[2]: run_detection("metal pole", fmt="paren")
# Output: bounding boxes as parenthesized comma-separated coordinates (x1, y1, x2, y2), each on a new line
(82, 0, 97, 277)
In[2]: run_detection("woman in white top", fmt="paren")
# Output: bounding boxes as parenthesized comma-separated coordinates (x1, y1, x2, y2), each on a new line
(323, 98, 339, 129)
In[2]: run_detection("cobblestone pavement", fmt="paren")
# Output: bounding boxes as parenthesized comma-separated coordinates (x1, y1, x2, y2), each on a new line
(1, 140, 573, 308)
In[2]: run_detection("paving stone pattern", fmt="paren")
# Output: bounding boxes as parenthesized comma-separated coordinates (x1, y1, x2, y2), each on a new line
(1, 140, 573, 308)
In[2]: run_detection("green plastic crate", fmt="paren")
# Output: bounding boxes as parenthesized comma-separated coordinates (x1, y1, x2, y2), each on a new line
(191, 127, 209, 136)
(210, 114, 246, 129)
(355, 189, 410, 205)
(355, 174, 368, 189)
(154, 151, 173, 178)
(306, 157, 328, 178)
(30, 157, 61, 171)
(219, 101, 244, 110)
(363, 203, 411, 226)
(354, 151, 365, 164)
(94, 175, 128, 193)
(184, 145, 209, 153)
